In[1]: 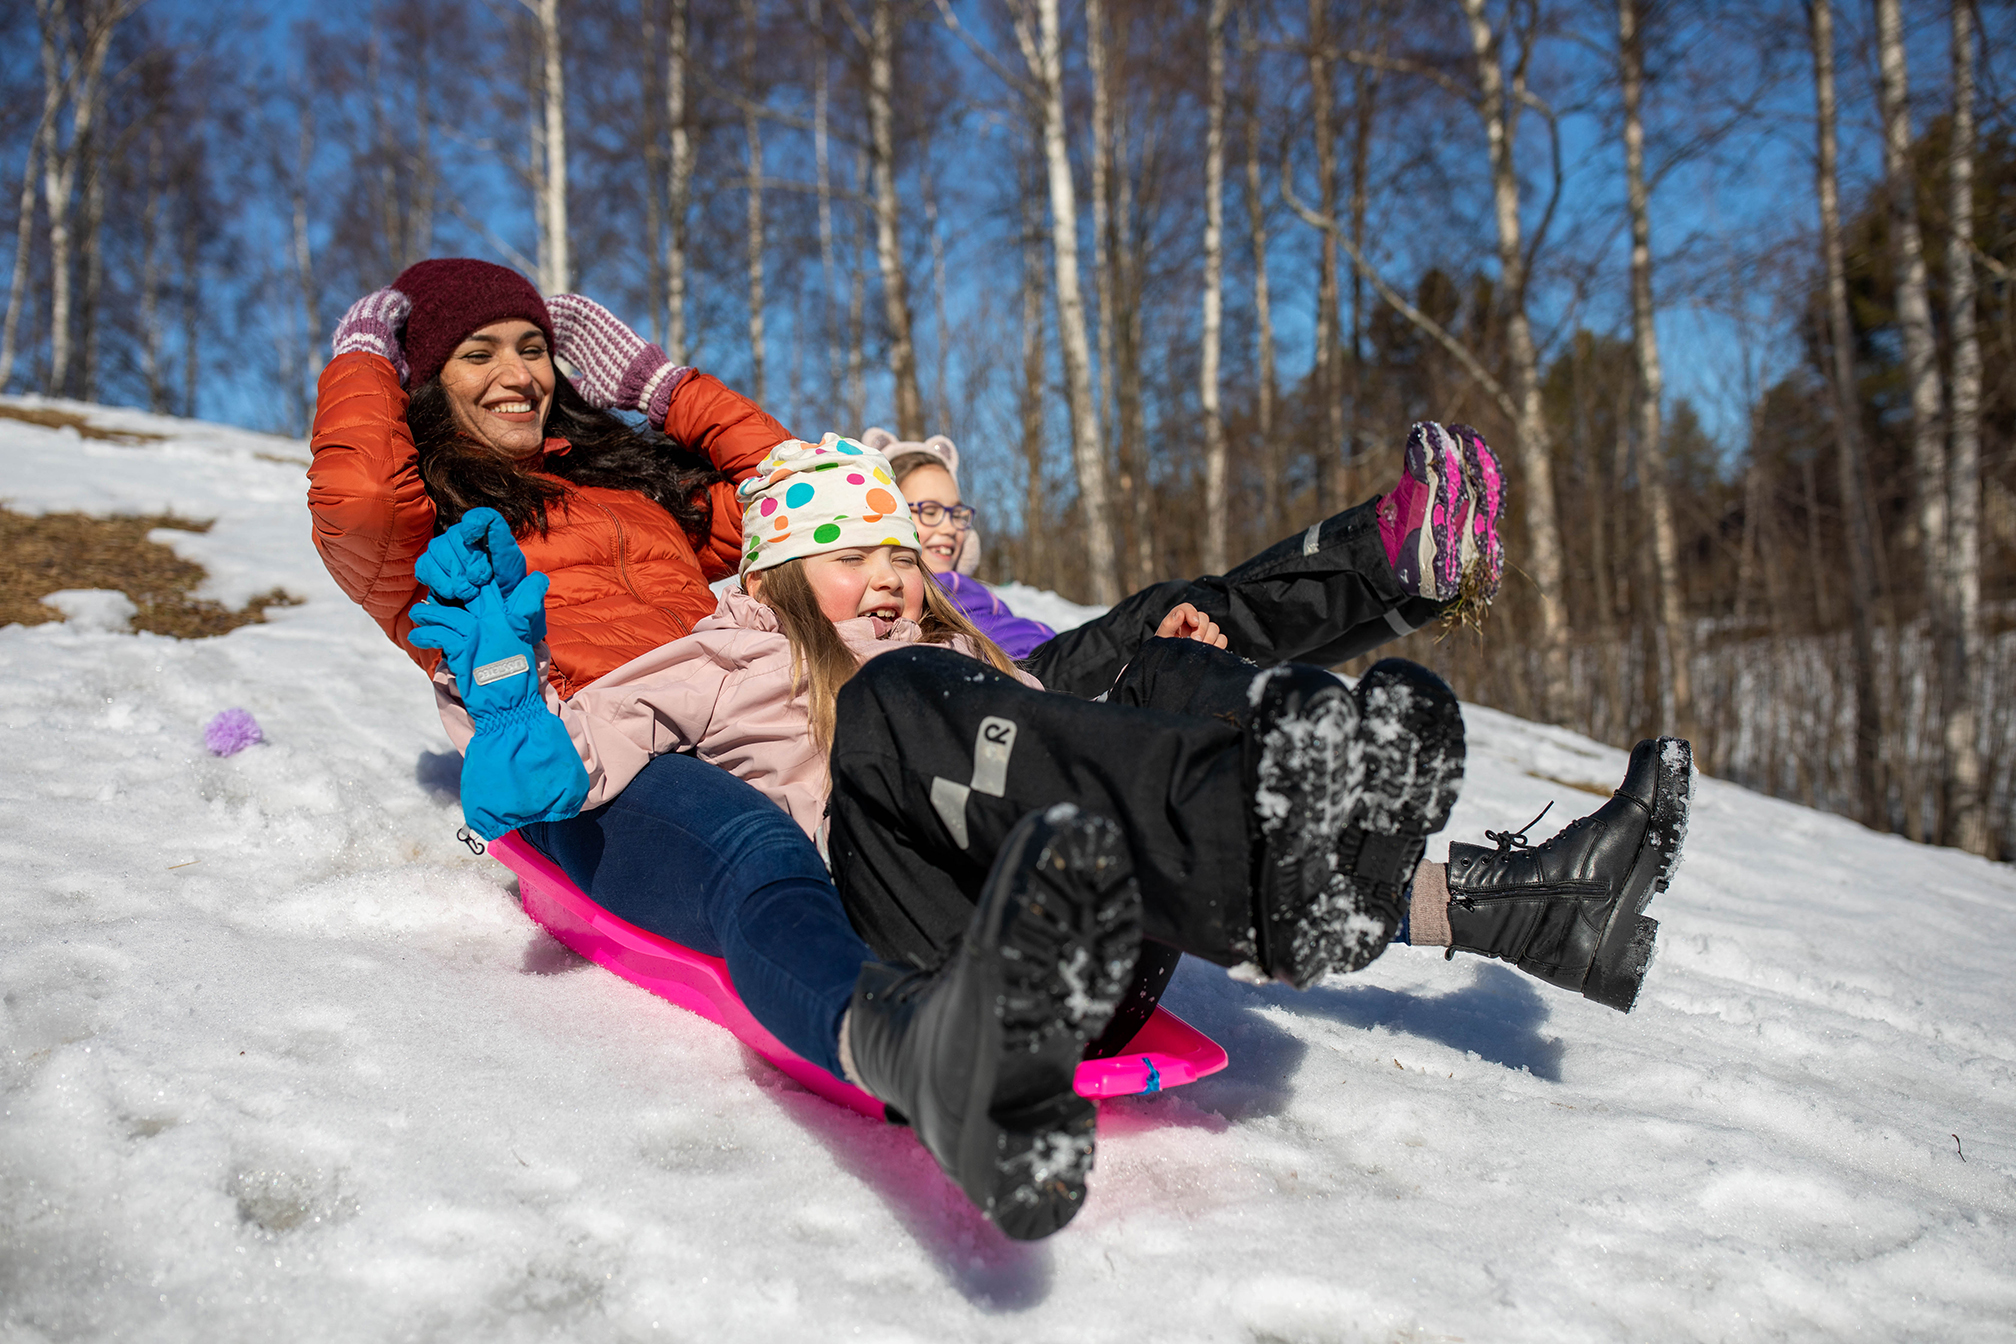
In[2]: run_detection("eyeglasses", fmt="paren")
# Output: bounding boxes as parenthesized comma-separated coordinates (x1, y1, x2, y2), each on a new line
(908, 501, 975, 528)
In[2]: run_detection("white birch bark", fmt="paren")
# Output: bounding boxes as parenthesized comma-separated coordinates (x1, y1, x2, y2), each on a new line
(1201, 0, 1230, 573)
(1618, 0, 1691, 735)
(1017, 0, 1120, 604)
(1875, 0, 1952, 835)
(0, 33, 62, 391)
(742, 0, 766, 402)
(1943, 0, 1987, 853)
(523, 0, 570, 294)
(1458, 0, 1569, 718)
(665, 0, 691, 362)
(812, 0, 840, 421)
(869, 0, 924, 436)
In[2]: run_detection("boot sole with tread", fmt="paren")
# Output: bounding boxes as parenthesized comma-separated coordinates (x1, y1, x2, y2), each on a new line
(1580, 738, 1691, 1012)
(1249, 669, 1360, 989)
(967, 805, 1142, 1241)
(1324, 661, 1467, 977)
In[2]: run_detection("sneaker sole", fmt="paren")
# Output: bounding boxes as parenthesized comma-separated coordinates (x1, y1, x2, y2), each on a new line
(1319, 660, 1467, 977)
(972, 805, 1143, 1241)
(1581, 738, 1692, 1012)
(1250, 669, 1360, 988)
(1403, 423, 1466, 601)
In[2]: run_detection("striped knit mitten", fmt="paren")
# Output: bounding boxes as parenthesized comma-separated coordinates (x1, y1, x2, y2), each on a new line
(331, 288, 412, 385)
(545, 293, 691, 425)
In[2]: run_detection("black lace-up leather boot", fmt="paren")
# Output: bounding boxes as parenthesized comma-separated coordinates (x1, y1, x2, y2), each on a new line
(847, 805, 1142, 1240)
(1444, 738, 1692, 1012)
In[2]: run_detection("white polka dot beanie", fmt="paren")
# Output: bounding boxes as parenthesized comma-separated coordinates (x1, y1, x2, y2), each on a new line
(738, 436, 922, 579)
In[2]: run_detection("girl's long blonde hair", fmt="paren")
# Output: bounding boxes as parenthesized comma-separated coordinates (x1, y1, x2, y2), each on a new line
(752, 555, 1016, 749)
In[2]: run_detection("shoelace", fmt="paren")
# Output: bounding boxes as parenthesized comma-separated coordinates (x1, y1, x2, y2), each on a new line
(1484, 800, 1554, 855)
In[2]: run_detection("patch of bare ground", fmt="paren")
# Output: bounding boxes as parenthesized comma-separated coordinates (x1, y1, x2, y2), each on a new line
(0, 403, 169, 445)
(0, 506, 300, 637)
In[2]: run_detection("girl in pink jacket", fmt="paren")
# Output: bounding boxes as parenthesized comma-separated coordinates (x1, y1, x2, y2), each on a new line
(415, 436, 1687, 1242)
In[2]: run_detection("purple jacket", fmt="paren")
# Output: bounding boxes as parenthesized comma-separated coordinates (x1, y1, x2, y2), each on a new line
(938, 573, 1056, 660)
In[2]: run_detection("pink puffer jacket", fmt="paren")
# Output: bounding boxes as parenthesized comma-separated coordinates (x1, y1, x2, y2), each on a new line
(459, 588, 1041, 840)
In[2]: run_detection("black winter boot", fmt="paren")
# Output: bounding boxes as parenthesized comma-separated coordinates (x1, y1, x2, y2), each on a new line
(1445, 738, 1692, 1012)
(1326, 659, 1466, 974)
(847, 805, 1142, 1240)
(1246, 664, 1361, 987)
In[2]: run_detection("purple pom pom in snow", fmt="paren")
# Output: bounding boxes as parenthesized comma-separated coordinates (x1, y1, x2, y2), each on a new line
(204, 707, 264, 757)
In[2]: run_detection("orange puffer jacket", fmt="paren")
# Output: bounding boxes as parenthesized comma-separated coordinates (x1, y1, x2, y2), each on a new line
(307, 351, 791, 698)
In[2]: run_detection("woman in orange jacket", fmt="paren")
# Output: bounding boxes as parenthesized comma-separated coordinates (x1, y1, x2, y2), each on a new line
(307, 260, 1151, 1239)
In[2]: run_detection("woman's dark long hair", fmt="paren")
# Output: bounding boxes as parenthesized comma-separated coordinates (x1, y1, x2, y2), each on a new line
(405, 371, 724, 544)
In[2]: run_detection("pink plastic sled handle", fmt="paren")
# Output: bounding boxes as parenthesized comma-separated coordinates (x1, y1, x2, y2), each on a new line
(488, 833, 1227, 1120)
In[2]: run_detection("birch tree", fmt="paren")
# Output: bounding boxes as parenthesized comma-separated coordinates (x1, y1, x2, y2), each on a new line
(1874, 0, 1951, 835)
(1617, 0, 1692, 738)
(1942, 0, 1986, 854)
(867, 0, 924, 436)
(525, 0, 570, 294)
(1242, 9, 1280, 532)
(1305, 0, 1343, 508)
(664, 0, 692, 361)
(35, 0, 127, 397)
(742, 0, 766, 401)
(1015, 0, 1121, 603)
(1807, 0, 1884, 826)
(1201, 0, 1230, 573)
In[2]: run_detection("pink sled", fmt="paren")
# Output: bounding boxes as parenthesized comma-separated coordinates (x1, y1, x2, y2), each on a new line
(490, 832, 1228, 1120)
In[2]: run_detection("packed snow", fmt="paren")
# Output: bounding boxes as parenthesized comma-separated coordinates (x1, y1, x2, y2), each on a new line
(2, 398, 2012, 1342)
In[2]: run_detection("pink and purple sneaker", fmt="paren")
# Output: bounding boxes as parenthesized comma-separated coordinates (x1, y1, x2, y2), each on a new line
(1376, 421, 1504, 605)
(1448, 422, 1505, 602)
(1378, 422, 1469, 601)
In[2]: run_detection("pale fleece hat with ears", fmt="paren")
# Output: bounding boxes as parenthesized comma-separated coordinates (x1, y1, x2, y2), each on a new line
(856, 427, 984, 577)
(859, 427, 960, 478)
(737, 435, 921, 579)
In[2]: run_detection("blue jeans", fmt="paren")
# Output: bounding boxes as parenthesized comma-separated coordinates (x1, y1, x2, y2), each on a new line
(520, 751, 869, 1079)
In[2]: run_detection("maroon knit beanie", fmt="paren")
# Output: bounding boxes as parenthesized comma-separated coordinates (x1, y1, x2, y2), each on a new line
(393, 258, 555, 388)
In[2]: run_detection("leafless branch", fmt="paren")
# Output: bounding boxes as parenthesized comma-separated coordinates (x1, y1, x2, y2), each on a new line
(1279, 158, 1518, 424)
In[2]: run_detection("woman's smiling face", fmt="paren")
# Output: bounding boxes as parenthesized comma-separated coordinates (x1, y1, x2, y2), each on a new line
(436, 320, 556, 459)
(900, 464, 964, 574)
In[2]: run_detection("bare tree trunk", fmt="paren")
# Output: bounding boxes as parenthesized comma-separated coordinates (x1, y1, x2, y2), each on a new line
(1619, 0, 1692, 738)
(922, 159, 953, 430)
(847, 149, 868, 429)
(1306, 0, 1342, 510)
(525, 0, 570, 293)
(291, 97, 319, 370)
(1018, 0, 1120, 604)
(665, 0, 691, 361)
(1088, 0, 1115, 486)
(742, 0, 766, 402)
(1346, 49, 1376, 505)
(1110, 12, 1153, 587)
(1459, 0, 1569, 718)
(1876, 0, 1951, 836)
(868, 0, 923, 435)
(141, 121, 164, 411)
(640, 0, 665, 347)
(1944, 0, 1987, 854)
(0, 36, 60, 392)
(1808, 0, 1884, 827)
(179, 197, 198, 417)
(1243, 19, 1279, 532)
(80, 108, 102, 401)
(1020, 143, 1048, 586)
(1201, 0, 1230, 573)
(812, 0, 839, 423)
(39, 0, 117, 399)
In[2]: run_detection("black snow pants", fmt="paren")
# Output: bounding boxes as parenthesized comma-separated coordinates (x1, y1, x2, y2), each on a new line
(1019, 495, 1446, 700)
(828, 638, 1275, 1056)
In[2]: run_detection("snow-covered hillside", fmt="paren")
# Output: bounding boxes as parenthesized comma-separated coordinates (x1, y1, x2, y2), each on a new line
(2, 399, 2012, 1342)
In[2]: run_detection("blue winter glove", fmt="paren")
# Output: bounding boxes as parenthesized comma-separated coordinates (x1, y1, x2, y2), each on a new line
(408, 573, 588, 840)
(415, 507, 530, 606)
